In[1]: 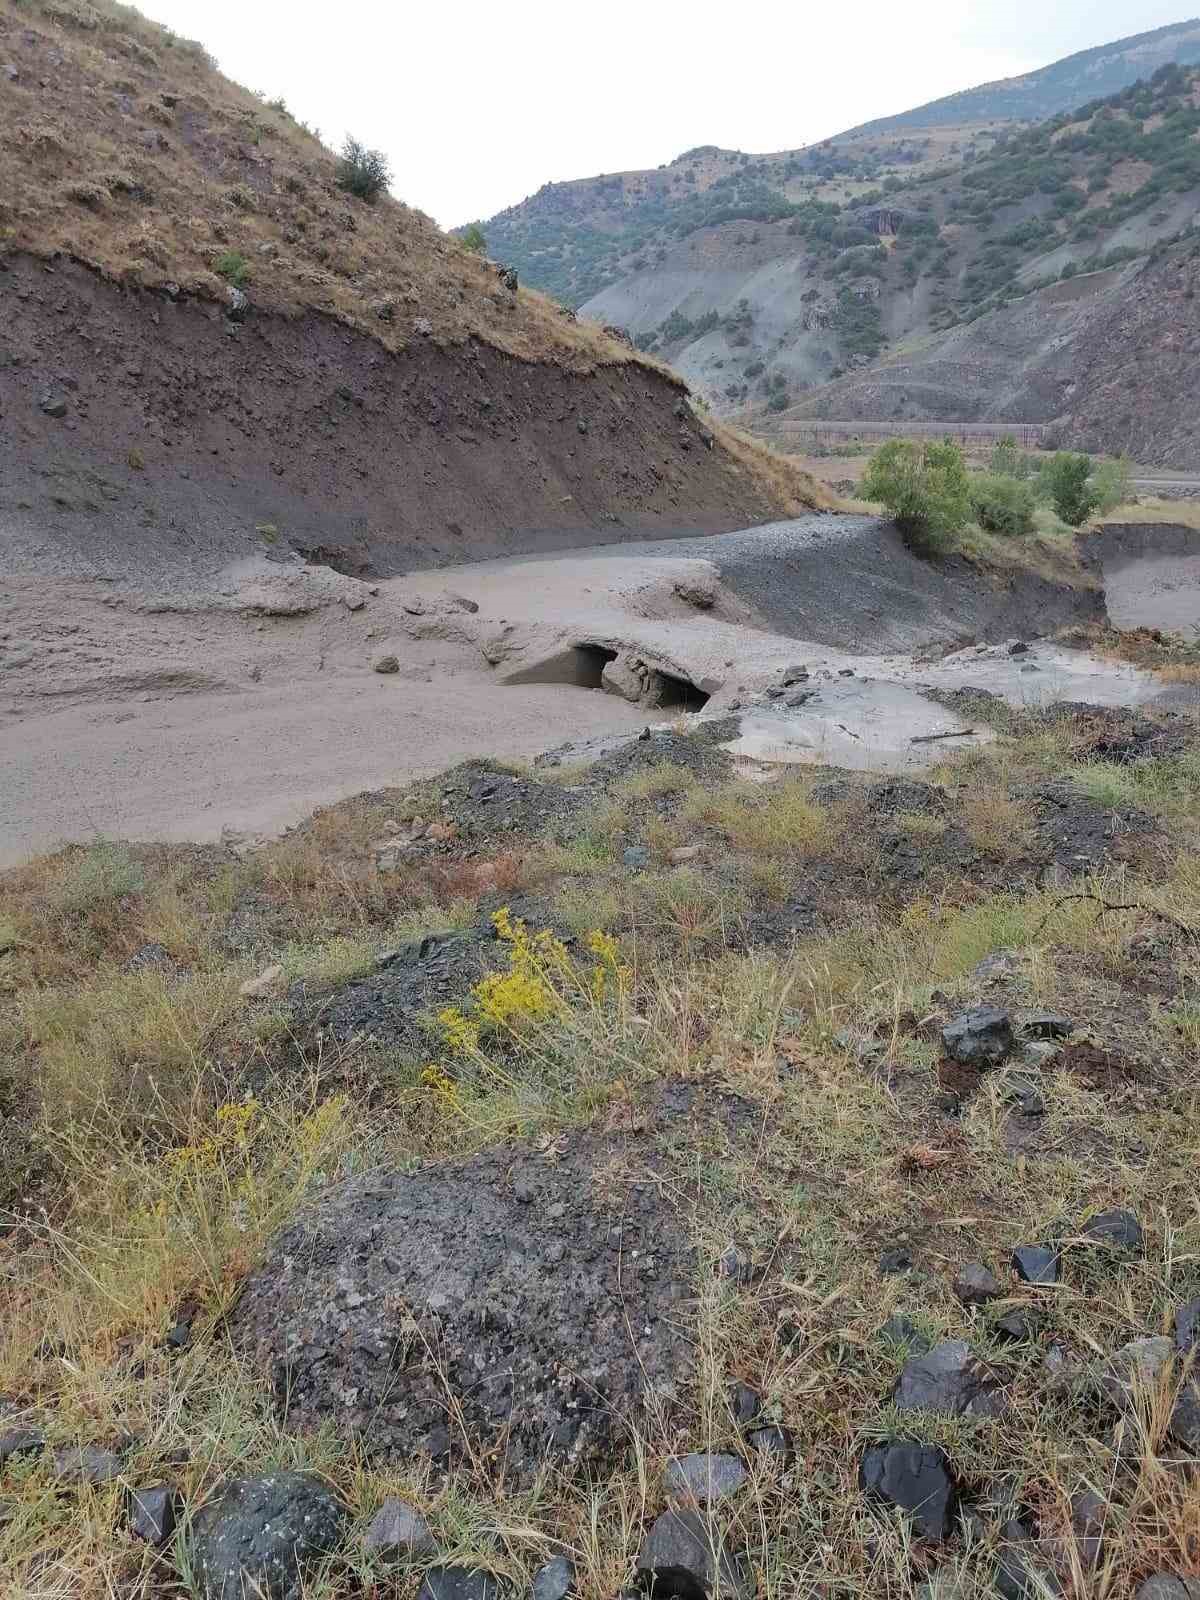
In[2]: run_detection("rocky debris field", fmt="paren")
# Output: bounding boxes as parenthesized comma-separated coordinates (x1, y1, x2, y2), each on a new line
(0, 693, 1198, 1598)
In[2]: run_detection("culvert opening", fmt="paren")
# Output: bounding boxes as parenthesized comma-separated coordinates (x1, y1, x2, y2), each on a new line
(501, 644, 618, 688)
(650, 670, 711, 712)
(574, 644, 619, 688)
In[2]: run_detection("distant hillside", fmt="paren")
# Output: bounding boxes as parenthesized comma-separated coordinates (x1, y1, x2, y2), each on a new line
(0, 0, 823, 584)
(842, 18, 1200, 136)
(760, 238, 1200, 468)
(472, 19, 1200, 314)
(568, 61, 1200, 453)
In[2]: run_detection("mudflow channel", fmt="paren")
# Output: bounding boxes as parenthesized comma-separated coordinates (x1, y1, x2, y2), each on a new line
(2, 515, 1196, 866)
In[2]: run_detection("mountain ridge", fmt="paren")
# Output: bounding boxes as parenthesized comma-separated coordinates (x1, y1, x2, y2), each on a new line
(839, 18, 1200, 138)
(472, 17, 1200, 314)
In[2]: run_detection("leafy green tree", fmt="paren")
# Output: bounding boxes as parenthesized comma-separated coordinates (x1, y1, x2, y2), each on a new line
(460, 224, 487, 255)
(336, 136, 391, 203)
(1040, 451, 1098, 525)
(861, 438, 971, 553)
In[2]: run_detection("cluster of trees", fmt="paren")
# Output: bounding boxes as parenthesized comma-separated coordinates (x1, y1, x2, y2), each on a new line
(861, 436, 1131, 554)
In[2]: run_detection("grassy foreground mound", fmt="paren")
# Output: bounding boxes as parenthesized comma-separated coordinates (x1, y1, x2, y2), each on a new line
(1, 702, 1198, 1596)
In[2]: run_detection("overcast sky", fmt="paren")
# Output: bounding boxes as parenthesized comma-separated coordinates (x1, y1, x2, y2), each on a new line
(141, 0, 1196, 227)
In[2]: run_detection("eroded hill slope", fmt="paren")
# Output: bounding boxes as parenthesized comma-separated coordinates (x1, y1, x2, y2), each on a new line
(0, 0, 821, 578)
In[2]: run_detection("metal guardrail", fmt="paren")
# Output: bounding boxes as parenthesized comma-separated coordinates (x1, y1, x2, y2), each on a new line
(768, 419, 1048, 448)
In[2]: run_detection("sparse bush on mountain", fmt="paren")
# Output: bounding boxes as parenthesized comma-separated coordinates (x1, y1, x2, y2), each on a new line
(969, 471, 1037, 536)
(460, 223, 487, 255)
(862, 437, 971, 552)
(214, 250, 249, 286)
(336, 135, 391, 203)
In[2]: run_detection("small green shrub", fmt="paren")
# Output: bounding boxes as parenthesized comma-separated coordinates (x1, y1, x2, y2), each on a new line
(336, 136, 391, 203)
(460, 223, 487, 254)
(214, 250, 249, 286)
(1039, 451, 1098, 526)
(861, 438, 971, 553)
(1090, 455, 1132, 514)
(53, 843, 144, 915)
(969, 471, 1037, 536)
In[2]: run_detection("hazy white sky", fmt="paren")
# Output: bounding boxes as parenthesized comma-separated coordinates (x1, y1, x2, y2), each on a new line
(140, 0, 1195, 227)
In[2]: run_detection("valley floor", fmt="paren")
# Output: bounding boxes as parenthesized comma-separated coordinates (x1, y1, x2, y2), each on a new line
(6, 514, 1196, 867)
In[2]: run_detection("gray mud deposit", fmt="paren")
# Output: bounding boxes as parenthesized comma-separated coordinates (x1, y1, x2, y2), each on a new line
(230, 1090, 718, 1478)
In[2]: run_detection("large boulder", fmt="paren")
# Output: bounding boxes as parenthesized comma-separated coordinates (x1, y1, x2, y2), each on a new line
(230, 1113, 700, 1480)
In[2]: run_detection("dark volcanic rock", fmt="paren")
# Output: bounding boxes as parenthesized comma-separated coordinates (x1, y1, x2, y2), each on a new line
(879, 1313, 931, 1354)
(1177, 1296, 1200, 1355)
(129, 1483, 179, 1547)
(1169, 1380, 1200, 1450)
(635, 1507, 747, 1599)
(745, 1424, 794, 1464)
(995, 1518, 1064, 1599)
(53, 1443, 124, 1483)
(879, 1245, 914, 1276)
(0, 1427, 45, 1467)
(1069, 1489, 1106, 1569)
(941, 1008, 1013, 1067)
(189, 1472, 347, 1600)
(363, 1496, 435, 1559)
(417, 1569, 501, 1600)
(859, 1441, 956, 1540)
(1080, 1208, 1143, 1252)
(229, 1108, 700, 1479)
(954, 1262, 1002, 1305)
(727, 1381, 761, 1427)
(1021, 1012, 1074, 1040)
(531, 1555, 574, 1600)
(1135, 1578, 1200, 1600)
(663, 1452, 748, 1504)
(993, 1309, 1039, 1343)
(894, 1340, 1003, 1418)
(1012, 1245, 1059, 1285)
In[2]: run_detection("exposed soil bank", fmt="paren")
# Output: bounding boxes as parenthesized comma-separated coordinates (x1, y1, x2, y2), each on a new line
(595, 518, 1104, 652)
(1082, 523, 1200, 639)
(0, 253, 789, 583)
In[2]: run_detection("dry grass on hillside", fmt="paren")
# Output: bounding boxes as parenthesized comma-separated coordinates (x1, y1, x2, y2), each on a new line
(0, 0, 630, 370)
(710, 422, 835, 515)
(1, 711, 1200, 1594)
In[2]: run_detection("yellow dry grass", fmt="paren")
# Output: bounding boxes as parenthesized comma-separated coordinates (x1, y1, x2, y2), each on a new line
(712, 424, 835, 514)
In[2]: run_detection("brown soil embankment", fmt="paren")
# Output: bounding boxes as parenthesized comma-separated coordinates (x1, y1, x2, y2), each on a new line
(0, 253, 803, 582)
